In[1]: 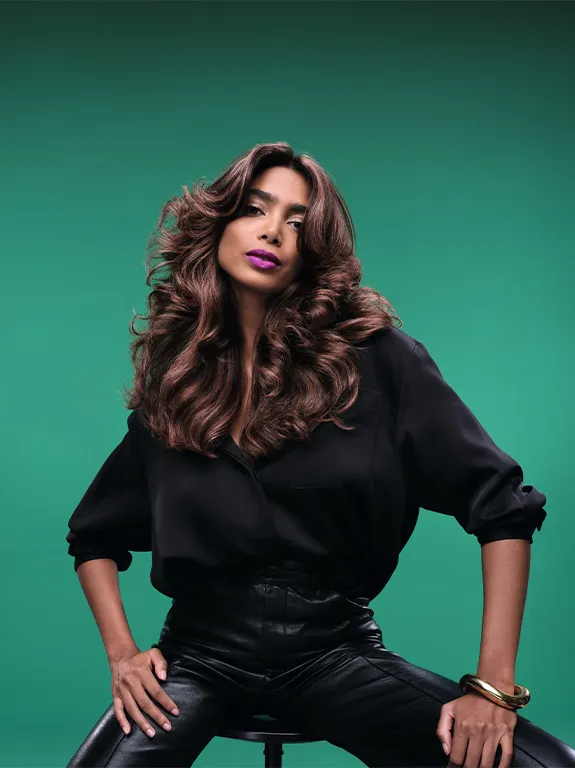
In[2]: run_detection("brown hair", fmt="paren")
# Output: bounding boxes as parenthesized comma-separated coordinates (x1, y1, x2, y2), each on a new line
(123, 141, 402, 461)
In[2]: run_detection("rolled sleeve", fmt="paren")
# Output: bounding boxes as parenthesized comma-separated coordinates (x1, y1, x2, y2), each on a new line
(396, 339, 547, 546)
(66, 411, 152, 571)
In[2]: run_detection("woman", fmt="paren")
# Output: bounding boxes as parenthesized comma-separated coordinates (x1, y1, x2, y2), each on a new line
(65, 142, 575, 767)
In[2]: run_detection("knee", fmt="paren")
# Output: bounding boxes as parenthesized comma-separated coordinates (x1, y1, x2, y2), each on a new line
(514, 716, 575, 767)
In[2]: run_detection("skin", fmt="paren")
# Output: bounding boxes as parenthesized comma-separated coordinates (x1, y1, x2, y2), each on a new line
(100, 168, 532, 760)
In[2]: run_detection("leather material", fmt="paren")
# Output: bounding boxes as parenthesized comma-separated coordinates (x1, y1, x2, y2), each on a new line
(67, 560, 575, 767)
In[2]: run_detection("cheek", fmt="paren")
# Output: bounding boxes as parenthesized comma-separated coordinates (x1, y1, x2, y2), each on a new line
(217, 224, 240, 265)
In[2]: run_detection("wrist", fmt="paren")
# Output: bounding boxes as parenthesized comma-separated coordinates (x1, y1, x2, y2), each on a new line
(460, 673, 530, 710)
(475, 669, 516, 695)
(106, 641, 139, 664)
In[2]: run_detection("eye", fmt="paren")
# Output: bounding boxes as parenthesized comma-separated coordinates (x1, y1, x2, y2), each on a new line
(243, 203, 303, 230)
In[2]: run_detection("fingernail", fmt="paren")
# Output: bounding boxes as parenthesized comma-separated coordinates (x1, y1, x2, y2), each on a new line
(123, 726, 130, 735)
(163, 722, 171, 731)
(159, 670, 166, 680)
(171, 708, 179, 716)
(442, 743, 449, 755)
(146, 728, 155, 737)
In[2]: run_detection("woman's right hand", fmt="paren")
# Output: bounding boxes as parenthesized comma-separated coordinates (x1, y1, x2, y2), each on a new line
(110, 646, 180, 738)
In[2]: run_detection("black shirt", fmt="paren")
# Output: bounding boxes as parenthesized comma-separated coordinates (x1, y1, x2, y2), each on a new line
(65, 326, 547, 601)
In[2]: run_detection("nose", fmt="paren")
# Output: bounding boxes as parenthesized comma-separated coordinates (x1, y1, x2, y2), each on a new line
(260, 232, 279, 245)
(259, 219, 281, 245)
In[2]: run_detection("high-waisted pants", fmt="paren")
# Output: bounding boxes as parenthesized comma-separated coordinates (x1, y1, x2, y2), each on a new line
(67, 559, 575, 767)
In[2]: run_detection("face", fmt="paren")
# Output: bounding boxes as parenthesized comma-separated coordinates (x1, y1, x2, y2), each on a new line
(217, 165, 310, 297)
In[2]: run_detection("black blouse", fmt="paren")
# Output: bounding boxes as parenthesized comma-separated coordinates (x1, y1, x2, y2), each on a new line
(65, 326, 547, 601)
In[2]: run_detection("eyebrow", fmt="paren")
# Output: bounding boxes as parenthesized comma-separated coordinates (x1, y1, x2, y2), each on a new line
(246, 187, 308, 215)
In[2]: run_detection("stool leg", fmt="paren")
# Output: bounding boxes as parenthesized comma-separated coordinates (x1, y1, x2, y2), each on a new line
(263, 740, 284, 768)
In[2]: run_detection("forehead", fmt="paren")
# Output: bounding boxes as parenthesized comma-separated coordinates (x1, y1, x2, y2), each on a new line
(250, 166, 310, 202)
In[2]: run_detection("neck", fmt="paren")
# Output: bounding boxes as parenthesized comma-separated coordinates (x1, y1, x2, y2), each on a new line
(232, 283, 269, 364)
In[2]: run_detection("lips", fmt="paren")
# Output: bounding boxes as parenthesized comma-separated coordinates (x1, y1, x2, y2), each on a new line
(245, 249, 281, 266)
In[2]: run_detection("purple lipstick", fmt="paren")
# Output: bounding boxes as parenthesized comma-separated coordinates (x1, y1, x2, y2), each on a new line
(245, 249, 281, 270)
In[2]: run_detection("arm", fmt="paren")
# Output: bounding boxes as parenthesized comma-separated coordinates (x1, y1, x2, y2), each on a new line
(436, 538, 531, 767)
(394, 336, 547, 545)
(476, 538, 531, 694)
(66, 412, 152, 657)
(76, 558, 139, 663)
(66, 411, 152, 574)
(389, 334, 546, 766)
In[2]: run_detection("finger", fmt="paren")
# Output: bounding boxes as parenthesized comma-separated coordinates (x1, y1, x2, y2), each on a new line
(113, 696, 131, 735)
(148, 676, 181, 717)
(149, 648, 169, 681)
(132, 679, 173, 732)
(498, 732, 514, 768)
(121, 686, 157, 738)
(462, 735, 483, 768)
(479, 737, 499, 768)
(436, 704, 456, 756)
(448, 726, 468, 768)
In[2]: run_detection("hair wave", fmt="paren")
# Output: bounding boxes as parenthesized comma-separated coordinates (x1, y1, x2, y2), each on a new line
(123, 141, 402, 460)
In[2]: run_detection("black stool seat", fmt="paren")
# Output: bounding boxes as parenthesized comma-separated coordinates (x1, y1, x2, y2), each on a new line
(217, 712, 320, 768)
(218, 712, 318, 743)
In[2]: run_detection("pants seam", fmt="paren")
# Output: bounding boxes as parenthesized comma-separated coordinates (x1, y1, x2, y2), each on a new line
(350, 649, 449, 706)
(102, 729, 126, 767)
(349, 650, 544, 767)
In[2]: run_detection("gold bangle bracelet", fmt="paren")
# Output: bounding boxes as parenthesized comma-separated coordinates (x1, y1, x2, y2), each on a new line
(459, 674, 531, 711)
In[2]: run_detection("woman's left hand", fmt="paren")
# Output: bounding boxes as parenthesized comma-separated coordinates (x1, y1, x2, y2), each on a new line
(436, 692, 517, 768)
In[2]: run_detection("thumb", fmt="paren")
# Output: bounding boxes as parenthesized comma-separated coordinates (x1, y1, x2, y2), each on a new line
(436, 703, 456, 756)
(148, 647, 169, 680)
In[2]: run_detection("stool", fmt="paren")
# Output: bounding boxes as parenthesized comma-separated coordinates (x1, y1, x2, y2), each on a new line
(217, 712, 320, 768)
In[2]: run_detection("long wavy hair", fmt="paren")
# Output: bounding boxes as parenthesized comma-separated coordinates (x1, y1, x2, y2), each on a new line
(123, 141, 402, 461)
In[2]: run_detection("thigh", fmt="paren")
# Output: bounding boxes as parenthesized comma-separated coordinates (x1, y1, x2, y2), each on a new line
(66, 656, 240, 767)
(276, 641, 575, 768)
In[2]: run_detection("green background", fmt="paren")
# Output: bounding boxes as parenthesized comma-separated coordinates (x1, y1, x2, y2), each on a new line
(2, 2, 573, 766)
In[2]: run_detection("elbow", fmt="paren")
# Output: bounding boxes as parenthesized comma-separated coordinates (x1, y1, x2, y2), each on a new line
(67, 533, 133, 573)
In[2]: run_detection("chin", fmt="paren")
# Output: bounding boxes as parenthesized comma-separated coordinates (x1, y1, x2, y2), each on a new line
(227, 260, 281, 283)
(241, 278, 285, 296)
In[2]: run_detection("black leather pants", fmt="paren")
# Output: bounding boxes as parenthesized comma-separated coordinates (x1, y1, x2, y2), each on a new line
(67, 559, 575, 767)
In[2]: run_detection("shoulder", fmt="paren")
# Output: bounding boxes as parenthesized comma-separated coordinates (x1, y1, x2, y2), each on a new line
(127, 408, 140, 430)
(363, 325, 418, 358)
(126, 408, 149, 442)
(359, 325, 420, 376)
(358, 324, 452, 395)
(351, 325, 420, 396)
